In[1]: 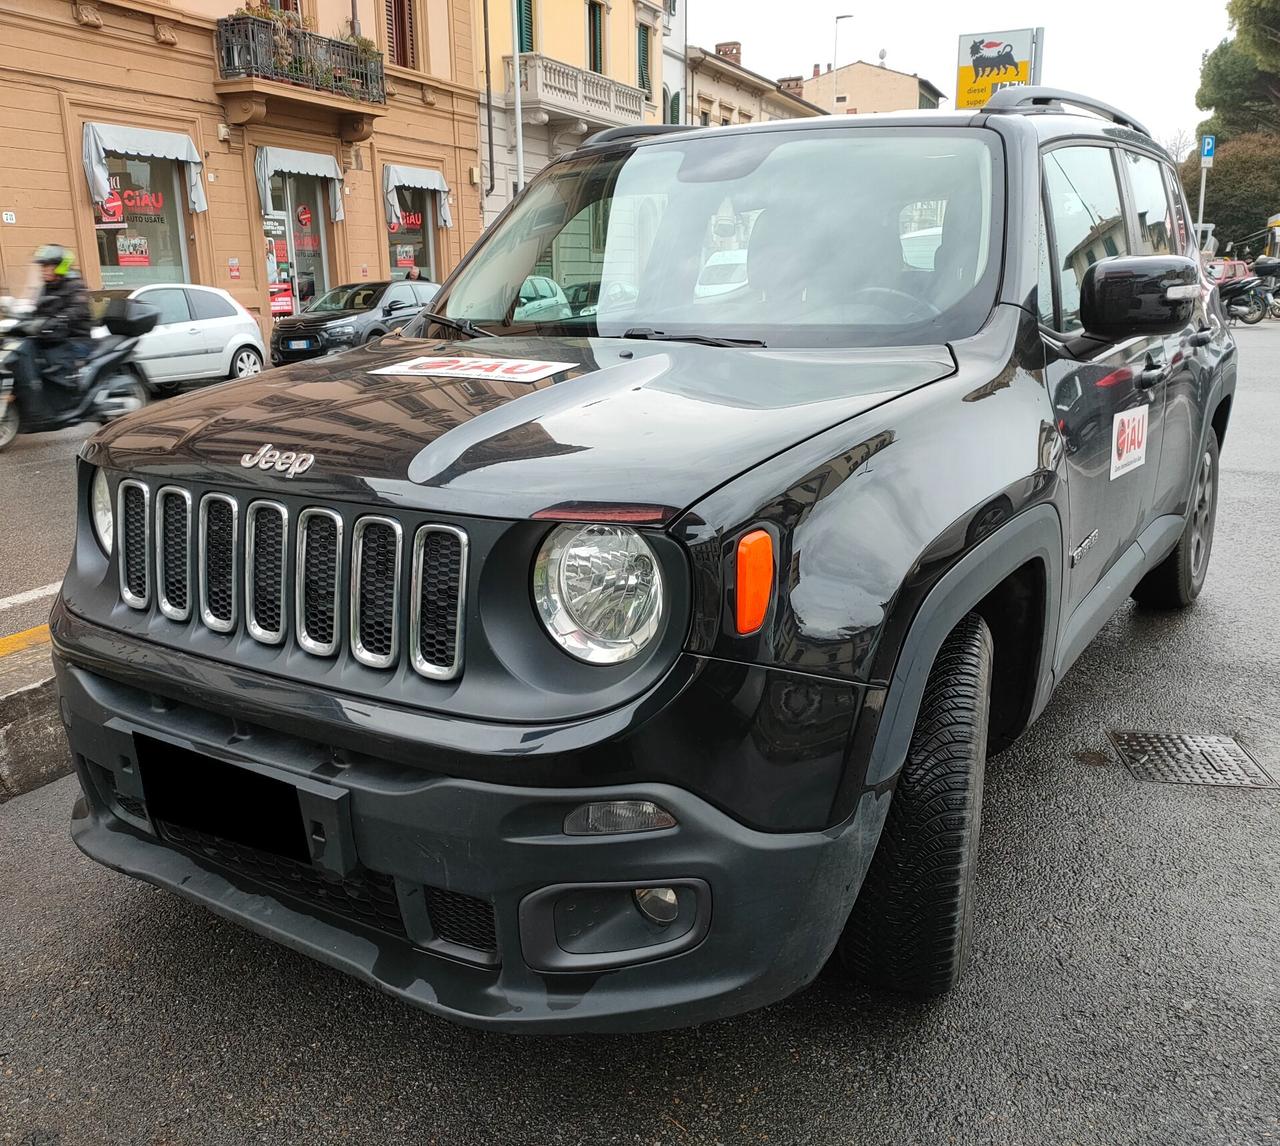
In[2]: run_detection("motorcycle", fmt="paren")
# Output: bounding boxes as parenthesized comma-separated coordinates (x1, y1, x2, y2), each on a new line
(0, 298, 157, 451)
(1217, 275, 1267, 325)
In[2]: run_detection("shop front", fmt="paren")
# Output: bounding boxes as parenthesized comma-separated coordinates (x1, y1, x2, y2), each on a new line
(255, 148, 344, 318)
(383, 165, 453, 282)
(82, 123, 208, 290)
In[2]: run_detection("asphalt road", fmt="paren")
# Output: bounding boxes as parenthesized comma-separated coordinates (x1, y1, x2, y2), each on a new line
(0, 423, 92, 637)
(3, 329, 1280, 1145)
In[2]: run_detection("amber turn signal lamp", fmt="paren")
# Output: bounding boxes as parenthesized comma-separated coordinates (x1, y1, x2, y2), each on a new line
(735, 529, 773, 635)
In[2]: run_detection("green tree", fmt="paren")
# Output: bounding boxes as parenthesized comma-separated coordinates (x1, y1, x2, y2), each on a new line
(1229, 0, 1280, 78)
(1180, 131, 1280, 246)
(1194, 38, 1278, 142)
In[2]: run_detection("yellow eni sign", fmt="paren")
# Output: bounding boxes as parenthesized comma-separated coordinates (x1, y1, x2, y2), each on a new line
(956, 29, 1041, 110)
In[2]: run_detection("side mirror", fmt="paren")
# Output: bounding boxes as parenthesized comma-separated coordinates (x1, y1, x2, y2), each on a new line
(384, 299, 410, 315)
(1079, 255, 1200, 340)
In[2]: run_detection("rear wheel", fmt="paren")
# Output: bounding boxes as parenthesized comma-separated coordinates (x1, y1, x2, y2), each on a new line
(1132, 431, 1219, 609)
(1241, 295, 1265, 324)
(836, 613, 993, 996)
(229, 346, 264, 378)
(0, 399, 18, 451)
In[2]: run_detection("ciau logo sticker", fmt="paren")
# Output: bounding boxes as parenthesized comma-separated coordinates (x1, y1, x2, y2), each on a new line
(1110, 406, 1148, 480)
(368, 356, 575, 383)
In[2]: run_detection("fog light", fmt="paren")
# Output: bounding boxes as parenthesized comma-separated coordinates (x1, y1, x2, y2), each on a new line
(633, 886, 680, 926)
(563, 800, 676, 836)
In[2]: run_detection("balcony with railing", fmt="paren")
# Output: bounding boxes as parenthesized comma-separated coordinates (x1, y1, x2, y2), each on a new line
(216, 15, 387, 104)
(503, 54, 646, 129)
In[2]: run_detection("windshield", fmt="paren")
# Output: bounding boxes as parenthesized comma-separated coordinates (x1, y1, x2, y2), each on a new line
(423, 127, 1002, 348)
(306, 284, 384, 313)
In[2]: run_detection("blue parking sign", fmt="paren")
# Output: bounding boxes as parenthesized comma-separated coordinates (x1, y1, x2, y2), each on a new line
(1202, 135, 1216, 159)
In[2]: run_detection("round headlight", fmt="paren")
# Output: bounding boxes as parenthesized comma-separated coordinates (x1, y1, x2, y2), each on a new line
(90, 467, 113, 555)
(533, 524, 664, 664)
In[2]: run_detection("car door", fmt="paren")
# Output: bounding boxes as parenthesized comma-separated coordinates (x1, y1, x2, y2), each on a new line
(185, 288, 240, 379)
(1040, 143, 1168, 616)
(131, 287, 198, 383)
(381, 282, 418, 332)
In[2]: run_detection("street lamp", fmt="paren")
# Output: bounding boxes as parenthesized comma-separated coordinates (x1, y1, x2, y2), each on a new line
(832, 13, 852, 111)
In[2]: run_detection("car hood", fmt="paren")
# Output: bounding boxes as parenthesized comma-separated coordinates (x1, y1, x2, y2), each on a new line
(85, 335, 956, 518)
(274, 309, 365, 330)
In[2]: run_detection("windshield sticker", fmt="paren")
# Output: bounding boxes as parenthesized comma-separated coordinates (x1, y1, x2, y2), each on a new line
(368, 356, 576, 383)
(1110, 406, 1148, 480)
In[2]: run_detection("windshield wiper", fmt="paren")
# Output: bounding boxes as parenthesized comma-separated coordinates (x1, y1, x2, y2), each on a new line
(421, 312, 495, 339)
(621, 327, 766, 348)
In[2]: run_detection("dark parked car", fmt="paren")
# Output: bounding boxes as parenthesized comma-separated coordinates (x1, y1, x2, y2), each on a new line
(56, 89, 1234, 1033)
(270, 279, 438, 364)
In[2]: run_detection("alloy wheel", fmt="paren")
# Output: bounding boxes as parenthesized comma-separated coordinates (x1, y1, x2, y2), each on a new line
(234, 349, 263, 377)
(1189, 448, 1215, 577)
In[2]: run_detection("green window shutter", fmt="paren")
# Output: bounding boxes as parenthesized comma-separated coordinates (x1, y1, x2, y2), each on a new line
(637, 24, 650, 94)
(670, 91, 681, 124)
(588, 3, 603, 72)
(517, 0, 533, 53)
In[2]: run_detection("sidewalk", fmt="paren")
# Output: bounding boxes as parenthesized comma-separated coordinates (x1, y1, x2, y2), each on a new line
(0, 624, 68, 801)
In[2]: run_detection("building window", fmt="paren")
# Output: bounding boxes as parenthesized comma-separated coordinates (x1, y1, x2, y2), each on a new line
(93, 153, 190, 288)
(669, 90, 681, 124)
(835, 95, 847, 104)
(517, 0, 534, 53)
(587, 1, 604, 72)
(699, 109, 709, 126)
(636, 23, 651, 96)
(385, 0, 416, 69)
(918, 90, 939, 110)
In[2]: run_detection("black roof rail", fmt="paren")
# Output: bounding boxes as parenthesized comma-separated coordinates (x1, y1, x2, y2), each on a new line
(982, 86, 1152, 138)
(583, 124, 695, 147)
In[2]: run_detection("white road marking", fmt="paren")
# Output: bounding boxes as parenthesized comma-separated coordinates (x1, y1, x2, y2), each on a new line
(0, 582, 62, 612)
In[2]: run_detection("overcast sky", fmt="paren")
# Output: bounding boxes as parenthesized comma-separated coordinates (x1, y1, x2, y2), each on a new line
(688, 1, 1233, 149)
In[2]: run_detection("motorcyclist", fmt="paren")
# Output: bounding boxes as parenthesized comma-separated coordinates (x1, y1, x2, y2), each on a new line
(31, 245, 93, 390)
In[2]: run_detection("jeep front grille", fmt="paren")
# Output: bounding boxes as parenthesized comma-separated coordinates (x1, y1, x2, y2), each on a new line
(114, 480, 467, 681)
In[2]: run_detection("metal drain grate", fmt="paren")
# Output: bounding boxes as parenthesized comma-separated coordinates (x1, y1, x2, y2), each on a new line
(1108, 732, 1276, 788)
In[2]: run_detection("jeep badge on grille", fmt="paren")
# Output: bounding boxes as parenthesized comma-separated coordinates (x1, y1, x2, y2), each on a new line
(240, 443, 315, 478)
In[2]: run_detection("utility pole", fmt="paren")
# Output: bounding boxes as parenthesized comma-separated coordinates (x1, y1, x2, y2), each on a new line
(511, 0, 525, 194)
(832, 14, 852, 112)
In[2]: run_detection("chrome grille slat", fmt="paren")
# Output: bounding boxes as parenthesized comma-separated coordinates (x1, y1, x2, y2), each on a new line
(410, 525, 467, 681)
(156, 486, 192, 622)
(351, 516, 402, 669)
(112, 482, 468, 681)
(118, 479, 151, 610)
(199, 493, 238, 633)
(296, 508, 342, 656)
(245, 501, 288, 645)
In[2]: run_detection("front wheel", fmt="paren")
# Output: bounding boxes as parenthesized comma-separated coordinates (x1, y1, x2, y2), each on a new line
(1241, 296, 1266, 324)
(0, 398, 18, 451)
(836, 612, 993, 996)
(1132, 432, 1219, 608)
(229, 346, 264, 379)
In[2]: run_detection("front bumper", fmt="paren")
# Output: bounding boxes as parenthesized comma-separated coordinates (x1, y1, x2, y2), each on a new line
(58, 654, 888, 1033)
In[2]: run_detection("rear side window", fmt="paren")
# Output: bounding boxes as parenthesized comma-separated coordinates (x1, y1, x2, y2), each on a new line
(139, 287, 190, 326)
(1042, 146, 1128, 333)
(1123, 151, 1174, 256)
(411, 282, 439, 305)
(188, 290, 237, 321)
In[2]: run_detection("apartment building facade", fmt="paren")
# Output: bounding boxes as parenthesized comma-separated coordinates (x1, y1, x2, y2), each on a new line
(802, 59, 944, 115)
(474, 0, 664, 225)
(686, 42, 822, 128)
(0, 0, 483, 330)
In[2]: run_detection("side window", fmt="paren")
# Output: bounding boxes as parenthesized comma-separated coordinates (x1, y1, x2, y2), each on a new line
(411, 282, 438, 305)
(188, 290, 236, 321)
(1042, 147, 1128, 333)
(1163, 165, 1195, 256)
(140, 287, 191, 326)
(1123, 151, 1174, 256)
(384, 283, 415, 309)
(1037, 207, 1056, 328)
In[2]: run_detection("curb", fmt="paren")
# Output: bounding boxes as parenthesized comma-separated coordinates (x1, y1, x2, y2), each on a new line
(0, 634, 71, 803)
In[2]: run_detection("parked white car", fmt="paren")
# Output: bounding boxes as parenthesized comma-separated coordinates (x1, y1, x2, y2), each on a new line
(694, 249, 748, 297)
(90, 284, 266, 391)
(512, 275, 572, 322)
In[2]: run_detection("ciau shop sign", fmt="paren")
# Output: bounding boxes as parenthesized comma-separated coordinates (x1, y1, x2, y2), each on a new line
(388, 210, 423, 232)
(95, 174, 166, 229)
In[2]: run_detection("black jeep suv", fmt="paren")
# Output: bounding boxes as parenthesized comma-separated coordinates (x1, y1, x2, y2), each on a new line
(54, 89, 1235, 1033)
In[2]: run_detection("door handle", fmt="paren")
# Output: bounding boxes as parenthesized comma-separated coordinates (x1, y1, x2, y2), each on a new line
(1137, 363, 1169, 389)
(1188, 327, 1212, 347)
